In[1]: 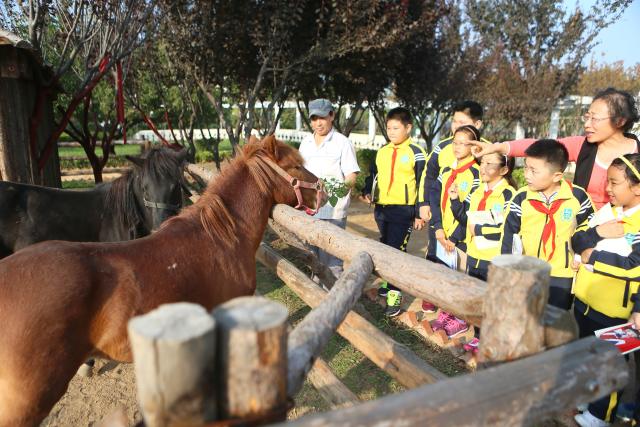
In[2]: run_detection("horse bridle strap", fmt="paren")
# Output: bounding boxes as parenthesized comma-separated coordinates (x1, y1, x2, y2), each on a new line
(143, 198, 181, 212)
(258, 156, 326, 215)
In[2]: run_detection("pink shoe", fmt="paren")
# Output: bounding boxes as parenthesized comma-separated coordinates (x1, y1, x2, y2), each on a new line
(421, 300, 437, 313)
(431, 310, 454, 331)
(444, 317, 469, 338)
(463, 337, 480, 353)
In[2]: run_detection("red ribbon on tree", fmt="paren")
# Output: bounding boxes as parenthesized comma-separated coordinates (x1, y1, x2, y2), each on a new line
(116, 61, 126, 144)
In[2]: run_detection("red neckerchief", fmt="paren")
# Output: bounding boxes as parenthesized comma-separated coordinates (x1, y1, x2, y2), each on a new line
(442, 159, 476, 211)
(528, 182, 572, 260)
(387, 146, 399, 194)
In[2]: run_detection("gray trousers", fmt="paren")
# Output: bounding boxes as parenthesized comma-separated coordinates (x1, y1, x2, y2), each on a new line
(311, 218, 347, 284)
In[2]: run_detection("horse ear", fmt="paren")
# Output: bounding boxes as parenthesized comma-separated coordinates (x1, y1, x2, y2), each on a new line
(262, 134, 279, 159)
(175, 147, 189, 163)
(248, 135, 260, 145)
(125, 155, 145, 168)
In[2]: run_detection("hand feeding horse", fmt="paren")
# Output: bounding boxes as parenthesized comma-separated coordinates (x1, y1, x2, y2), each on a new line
(0, 146, 189, 259)
(0, 135, 326, 427)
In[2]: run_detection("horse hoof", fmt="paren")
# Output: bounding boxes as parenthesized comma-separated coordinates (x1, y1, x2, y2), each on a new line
(77, 363, 93, 378)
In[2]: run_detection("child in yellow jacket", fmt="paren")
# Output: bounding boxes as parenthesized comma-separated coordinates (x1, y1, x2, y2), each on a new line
(363, 107, 428, 317)
(571, 153, 640, 427)
(426, 125, 481, 338)
(448, 149, 517, 353)
(500, 139, 594, 310)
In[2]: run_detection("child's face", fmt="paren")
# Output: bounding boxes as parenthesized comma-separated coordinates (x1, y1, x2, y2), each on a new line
(524, 157, 563, 192)
(452, 132, 474, 160)
(606, 165, 640, 207)
(479, 153, 507, 183)
(451, 112, 482, 135)
(386, 119, 412, 145)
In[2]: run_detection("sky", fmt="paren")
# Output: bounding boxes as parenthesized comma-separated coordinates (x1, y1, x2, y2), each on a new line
(566, 0, 640, 66)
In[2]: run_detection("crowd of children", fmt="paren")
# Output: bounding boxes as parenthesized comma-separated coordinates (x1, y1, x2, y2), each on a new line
(361, 88, 640, 427)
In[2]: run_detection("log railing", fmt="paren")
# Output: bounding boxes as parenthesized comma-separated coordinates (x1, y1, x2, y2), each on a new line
(99, 167, 629, 427)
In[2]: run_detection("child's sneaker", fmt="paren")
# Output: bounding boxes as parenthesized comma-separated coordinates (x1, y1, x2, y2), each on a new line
(574, 410, 611, 427)
(444, 317, 469, 338)
(385, 290, 402, 317)
(421, 300, 437, 313)
(377, 282, 389, 298)
(463, 337, 480, 353)
(431, 310, 454, 331)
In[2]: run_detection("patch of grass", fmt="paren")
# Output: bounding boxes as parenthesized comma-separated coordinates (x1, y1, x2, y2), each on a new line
(255, 240, 469, 418)
(62, 179, 95, 189)
(58, 145, 143, 158)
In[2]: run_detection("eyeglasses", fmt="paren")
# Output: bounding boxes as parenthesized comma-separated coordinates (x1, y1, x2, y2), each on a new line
(581, 114, 611, 124)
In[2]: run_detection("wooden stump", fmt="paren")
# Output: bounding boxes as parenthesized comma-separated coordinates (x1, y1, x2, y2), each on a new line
(211, 296, 289, 422)
(128, 303, 217, 427)
(479, 255, 550, 363)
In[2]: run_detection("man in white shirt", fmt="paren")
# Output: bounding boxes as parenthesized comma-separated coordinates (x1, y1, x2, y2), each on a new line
(299, 99, 360, 284)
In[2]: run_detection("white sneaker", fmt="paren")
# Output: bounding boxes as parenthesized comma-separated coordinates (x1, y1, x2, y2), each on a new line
(576, 403, 588, 412)
(574, 410, 611, 427)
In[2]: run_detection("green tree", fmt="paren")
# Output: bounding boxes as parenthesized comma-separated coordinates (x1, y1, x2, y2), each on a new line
(466, 0, 633, 140)
(158, 0, 422, 150)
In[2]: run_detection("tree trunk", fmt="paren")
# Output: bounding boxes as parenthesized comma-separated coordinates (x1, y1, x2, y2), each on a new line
(0, 45, 61, 186)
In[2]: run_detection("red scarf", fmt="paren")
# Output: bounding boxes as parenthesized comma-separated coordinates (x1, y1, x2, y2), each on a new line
(477, 188, 494, 211)
(528, 198, 566, 261)
(442, 159, 476, 211)
(387, 147, 399, 194)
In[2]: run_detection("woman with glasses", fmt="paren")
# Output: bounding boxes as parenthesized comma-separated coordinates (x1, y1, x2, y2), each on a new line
(471, 87, 639, 208)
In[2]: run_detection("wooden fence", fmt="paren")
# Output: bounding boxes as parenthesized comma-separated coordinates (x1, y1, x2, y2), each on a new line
(102, 164, 628, 427)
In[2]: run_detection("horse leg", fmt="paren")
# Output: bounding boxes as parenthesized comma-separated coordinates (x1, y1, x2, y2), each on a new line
(0, 352, 83, 427)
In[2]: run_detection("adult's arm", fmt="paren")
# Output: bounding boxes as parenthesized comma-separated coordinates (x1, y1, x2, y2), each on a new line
(506, 135, 585, 161)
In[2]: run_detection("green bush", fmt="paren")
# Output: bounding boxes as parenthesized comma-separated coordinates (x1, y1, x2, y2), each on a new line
(354, 148, 377, 194)
(512, 167, 526, 189)
(59, 156, 131, 170)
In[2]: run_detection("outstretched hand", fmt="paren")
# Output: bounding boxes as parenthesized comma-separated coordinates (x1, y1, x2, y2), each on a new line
(468, 140, 504, 158)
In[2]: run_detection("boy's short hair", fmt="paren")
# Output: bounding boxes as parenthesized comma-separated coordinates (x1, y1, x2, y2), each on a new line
(386, 107, 412, 125)
(524, 139, 569, 172)
(453, 101, 483, 121)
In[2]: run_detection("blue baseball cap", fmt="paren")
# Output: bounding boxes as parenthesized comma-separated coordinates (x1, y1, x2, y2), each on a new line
(308, 99, 334, 118)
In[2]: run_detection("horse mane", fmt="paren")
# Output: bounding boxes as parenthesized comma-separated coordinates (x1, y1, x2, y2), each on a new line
(172, 137, 303, 247)
(104, 146, 185, 234)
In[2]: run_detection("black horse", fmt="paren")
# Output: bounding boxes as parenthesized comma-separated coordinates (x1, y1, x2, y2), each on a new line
(0, 146, 189, 258)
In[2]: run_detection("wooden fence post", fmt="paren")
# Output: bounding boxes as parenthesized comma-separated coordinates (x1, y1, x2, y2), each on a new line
(287, 251, 374, 397)
(128, 302, 217, 427)
(211, 296, 289, 423)
(479, 255, 550, 363)
(256, 243, 446, 387)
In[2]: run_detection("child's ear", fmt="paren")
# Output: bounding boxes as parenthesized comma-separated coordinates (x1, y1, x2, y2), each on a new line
(474, 120, 483, 130)
(500, 166, 509, 176)
(406, 123, 413, 133)
(552, 171, 564, 183)
(633, 184, 640, 196)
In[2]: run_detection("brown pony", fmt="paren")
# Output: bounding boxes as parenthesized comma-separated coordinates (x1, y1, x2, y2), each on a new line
(0, 136, 326, 427)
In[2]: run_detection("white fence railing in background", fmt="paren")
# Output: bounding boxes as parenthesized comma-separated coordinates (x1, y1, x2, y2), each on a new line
(133, 128, 427, 151)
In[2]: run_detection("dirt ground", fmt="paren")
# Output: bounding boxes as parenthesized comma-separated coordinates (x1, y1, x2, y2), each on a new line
(40, 197, 432, 427)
